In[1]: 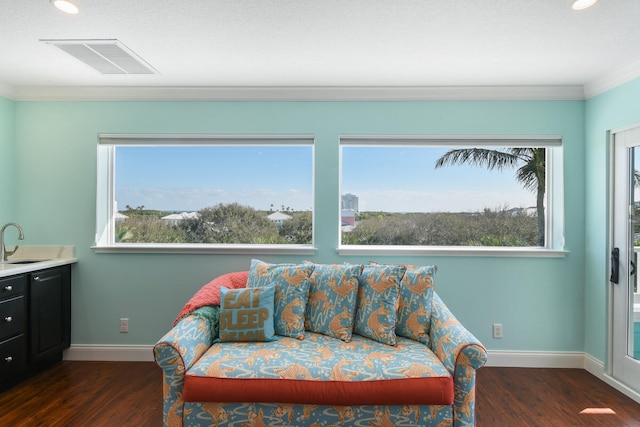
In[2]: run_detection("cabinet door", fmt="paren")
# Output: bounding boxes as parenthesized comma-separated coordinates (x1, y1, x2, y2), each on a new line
(0, 335, 27, 381)
(30, 265, 71, 363)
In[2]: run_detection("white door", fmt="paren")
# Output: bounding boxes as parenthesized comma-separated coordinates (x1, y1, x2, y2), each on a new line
(611, 126, 640, 390)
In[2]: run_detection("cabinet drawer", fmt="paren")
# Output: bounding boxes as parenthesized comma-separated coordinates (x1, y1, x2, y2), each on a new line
(0, 335, 26, 381)
(0, 275, 26, 299)
(0, 296, 25, 341)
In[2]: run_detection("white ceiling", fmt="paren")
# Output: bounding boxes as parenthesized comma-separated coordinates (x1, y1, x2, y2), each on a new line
(2, 0, 640, 99)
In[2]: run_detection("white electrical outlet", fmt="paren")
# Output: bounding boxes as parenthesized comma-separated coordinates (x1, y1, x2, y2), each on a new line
(492, 323, 503, 339)
(120, 318, 129, 333)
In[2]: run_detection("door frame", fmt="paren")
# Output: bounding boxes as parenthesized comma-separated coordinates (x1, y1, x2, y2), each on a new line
(608, 124, 640, 387)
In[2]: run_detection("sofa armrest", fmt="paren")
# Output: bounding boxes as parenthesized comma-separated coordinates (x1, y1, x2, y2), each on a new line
(430, 293, 486, 371)
(154, 314, 214, 372)
(430, 292, 487, 427)
(153, 315, 214, 427)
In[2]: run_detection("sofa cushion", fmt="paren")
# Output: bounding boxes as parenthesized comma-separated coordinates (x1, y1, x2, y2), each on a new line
(353, 264, 406, 346)
(247, 259, 314, 339)
(183, 332, 453, 406)
(396, 264, 437, 347)
(219, 285, 276, 342)
(304, 262, 363, 342)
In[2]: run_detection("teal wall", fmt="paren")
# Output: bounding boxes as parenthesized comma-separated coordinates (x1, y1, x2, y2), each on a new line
(584, 77, 640, 363)
(11, 100, 586, 350)
(0, 97, 15, 223)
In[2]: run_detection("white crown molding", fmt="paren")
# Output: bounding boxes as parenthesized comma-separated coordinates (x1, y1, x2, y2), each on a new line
(584, 58, 640, 99)
(0, 83, 15, 100)
(11, 85, 585, 102)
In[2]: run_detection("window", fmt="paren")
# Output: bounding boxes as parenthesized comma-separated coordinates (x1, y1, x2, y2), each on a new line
(95, 134, 314, 253)
(339, 136, 564, 254)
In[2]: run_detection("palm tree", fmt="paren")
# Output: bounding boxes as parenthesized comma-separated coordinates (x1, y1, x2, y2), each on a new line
(435, 147, 546, 246)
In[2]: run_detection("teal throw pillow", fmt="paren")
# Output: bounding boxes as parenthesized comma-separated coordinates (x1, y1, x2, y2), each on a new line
(354, 264, 406, 346)
(219, 284, 276, 342)
(247, 259, 314, 339)
(305, 262, 363, 342)
(395, 264, 437, 347)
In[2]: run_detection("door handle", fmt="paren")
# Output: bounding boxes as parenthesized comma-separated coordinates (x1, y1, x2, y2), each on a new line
(611, 247, 620, 284)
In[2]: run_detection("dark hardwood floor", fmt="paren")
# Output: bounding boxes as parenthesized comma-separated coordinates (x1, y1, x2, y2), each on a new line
(0, 361, 161, 427)
(476, 367, 640, 426)
(0, 362, 639, 426)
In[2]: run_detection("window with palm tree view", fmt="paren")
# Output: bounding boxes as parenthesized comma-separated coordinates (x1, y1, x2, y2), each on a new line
(340, 137, 559, 248)
(95, 135, 313, 247)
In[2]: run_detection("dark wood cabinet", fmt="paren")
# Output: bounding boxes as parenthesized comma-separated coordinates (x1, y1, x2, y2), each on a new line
(29, 265, 71, 365)
(0, 275, 27, 382)
(0, 265, 71, 390)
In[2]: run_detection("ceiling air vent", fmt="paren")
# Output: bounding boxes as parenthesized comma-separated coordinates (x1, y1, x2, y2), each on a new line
(41, 39, 157, 75)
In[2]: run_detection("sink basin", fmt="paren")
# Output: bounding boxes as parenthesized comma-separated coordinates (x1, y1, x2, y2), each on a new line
(4, 259, 50, 264)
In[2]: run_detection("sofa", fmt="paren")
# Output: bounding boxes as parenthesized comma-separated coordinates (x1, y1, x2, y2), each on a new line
(154, 260, 487, 427)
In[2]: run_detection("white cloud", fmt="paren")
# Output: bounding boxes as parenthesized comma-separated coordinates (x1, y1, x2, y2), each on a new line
(356, 189, 535, 212)
(117, 187, 312, 211)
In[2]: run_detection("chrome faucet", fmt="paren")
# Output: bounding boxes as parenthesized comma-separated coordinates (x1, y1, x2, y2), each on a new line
(1, 223, 25, 262)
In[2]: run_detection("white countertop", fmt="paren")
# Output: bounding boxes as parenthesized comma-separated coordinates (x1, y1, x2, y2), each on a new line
(0, 246, 77, 278)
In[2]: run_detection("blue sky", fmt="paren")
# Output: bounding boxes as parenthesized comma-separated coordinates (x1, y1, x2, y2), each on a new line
(115, 145, 536, 213)
(115, 145, 313, 212)
(341, 146, 535, 212)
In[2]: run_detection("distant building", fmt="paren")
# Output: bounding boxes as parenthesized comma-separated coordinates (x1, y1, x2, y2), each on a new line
(505, 207, 537, 217)
(341, 209, 356, 226)
(113, 212, 128, 222)
(161, 212, 199, 225)
(341, 224, 355, 233)
(267, 211, 292, 228)
(342, 193, 359, 212)
(113, 201, 128, 222)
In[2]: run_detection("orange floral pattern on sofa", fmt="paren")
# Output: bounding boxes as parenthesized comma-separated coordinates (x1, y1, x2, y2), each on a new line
(154, 268, 487, 427)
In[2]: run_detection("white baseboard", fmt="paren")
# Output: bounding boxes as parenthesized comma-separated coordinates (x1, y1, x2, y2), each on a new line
(64, 345, 155, 362)
(487, 351, 640, 404)
(63, 346, 588, 367)
(582, 353, 640, 404)
(486, 350, 585, 368)
(61, 345, 640, 404)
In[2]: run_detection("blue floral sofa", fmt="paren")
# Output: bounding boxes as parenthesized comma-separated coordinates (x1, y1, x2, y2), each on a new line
(154, 260, 487, 427)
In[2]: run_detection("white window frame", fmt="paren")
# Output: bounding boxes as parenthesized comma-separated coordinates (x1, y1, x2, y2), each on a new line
(338, 135, 567, 258)
(93, 134, 316, 254)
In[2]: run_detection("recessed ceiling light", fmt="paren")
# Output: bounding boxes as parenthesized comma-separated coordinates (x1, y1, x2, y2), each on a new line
(571, 0, 598, 10)
(51, 0, 79, 15)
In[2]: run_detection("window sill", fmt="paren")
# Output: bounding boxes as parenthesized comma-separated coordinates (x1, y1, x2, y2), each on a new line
(91, 244, 317, 255)
(337, 245, 568, 258)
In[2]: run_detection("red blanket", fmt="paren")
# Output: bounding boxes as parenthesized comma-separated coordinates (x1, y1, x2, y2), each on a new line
(174, 271, 249, 325)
